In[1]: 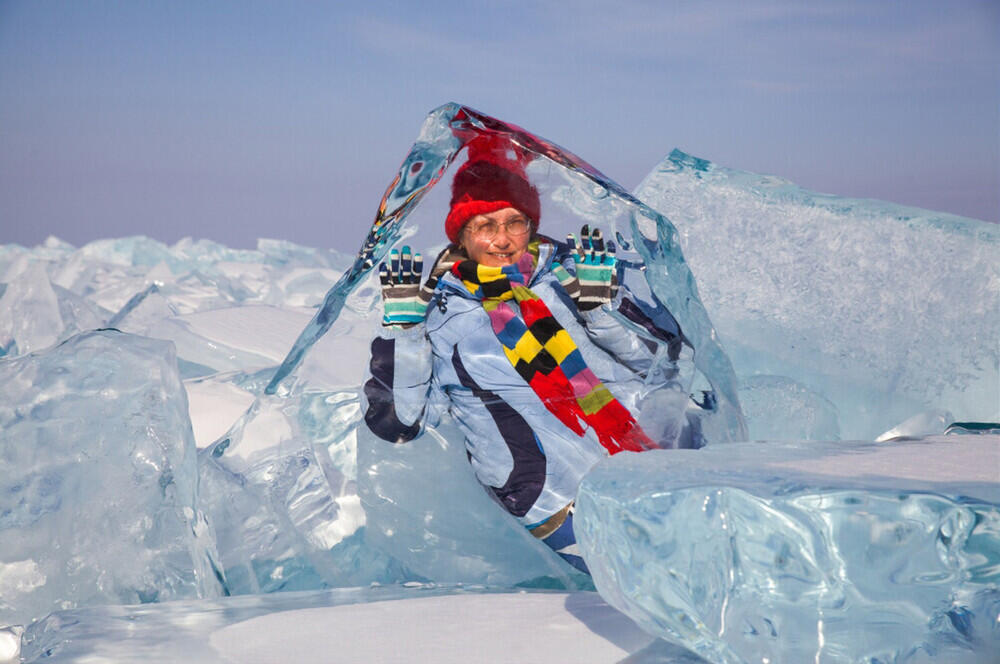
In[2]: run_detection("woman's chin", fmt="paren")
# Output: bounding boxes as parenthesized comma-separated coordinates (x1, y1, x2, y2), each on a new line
(481, 256, 514, 267)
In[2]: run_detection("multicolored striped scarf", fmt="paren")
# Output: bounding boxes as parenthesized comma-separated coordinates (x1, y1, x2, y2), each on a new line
(451, 242, 653, 455)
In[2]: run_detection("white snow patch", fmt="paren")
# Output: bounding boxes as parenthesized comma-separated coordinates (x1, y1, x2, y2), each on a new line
(208, 592, 655, 664)
(184, 380, 256, 448)
(307, 494, 366, 549)
(0, 560, 46, 596)
(174, 305, 314, 363)
(0, 626, 23, 663)
(770, 436, 1000, 483)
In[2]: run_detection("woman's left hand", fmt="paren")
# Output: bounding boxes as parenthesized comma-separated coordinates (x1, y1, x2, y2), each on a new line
(567, 225, 618, 311)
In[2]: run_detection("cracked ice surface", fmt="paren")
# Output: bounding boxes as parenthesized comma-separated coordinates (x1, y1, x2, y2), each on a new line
(575, 436, 1000, 663)
(634, 151, 1000, 441)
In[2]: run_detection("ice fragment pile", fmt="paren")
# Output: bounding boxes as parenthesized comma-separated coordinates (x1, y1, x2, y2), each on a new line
(1, 103, 997, 663)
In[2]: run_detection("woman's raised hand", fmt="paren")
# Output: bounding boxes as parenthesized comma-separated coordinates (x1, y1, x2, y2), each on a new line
(566, 225, 618, 311)
(379, 246, 427, 326)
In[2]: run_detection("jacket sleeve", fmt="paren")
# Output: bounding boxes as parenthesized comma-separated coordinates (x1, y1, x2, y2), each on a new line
(552, 252, 667, 374)
(577, 287, 660, 374)
(362, 324, 438, 443)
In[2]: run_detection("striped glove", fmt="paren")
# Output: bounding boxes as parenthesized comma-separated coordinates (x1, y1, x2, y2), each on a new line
(379, 246, 427, 327)
(566, 225, 618, 311)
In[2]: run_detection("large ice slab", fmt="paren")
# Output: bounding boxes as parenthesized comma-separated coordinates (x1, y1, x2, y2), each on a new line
(575, 436, 1000, 663)
(196, 387, 411, 595)
(0, 330, 225, 627)
(357, 417, 590, 587)
(634, 151, 1000, 440)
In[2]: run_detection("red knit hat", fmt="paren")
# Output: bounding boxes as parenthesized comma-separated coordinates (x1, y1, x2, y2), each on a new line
(445, 136, 540, 243)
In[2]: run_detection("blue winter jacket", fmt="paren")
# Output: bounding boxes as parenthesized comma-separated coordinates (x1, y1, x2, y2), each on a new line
(362, 239, 676, 531)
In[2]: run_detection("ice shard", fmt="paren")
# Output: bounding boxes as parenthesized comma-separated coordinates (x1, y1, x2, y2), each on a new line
(0, 330, 225, 627)
(634, 150, 1000, 440)
(0, 262, 106, 358)
(575, 436, 1000, 663)
(0, 261, 63, 356)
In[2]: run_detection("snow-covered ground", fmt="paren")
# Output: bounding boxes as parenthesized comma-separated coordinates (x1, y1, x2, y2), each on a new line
(11, 587, 670, 663)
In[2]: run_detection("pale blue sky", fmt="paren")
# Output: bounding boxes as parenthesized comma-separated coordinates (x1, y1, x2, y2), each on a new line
(1, 0, 997, 252)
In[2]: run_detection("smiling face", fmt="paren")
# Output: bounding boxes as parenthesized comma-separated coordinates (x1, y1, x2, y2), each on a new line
(459, 207, 533, 267)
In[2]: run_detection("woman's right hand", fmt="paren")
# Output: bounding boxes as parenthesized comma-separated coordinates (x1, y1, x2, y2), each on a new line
(567, 225, 618, 311)
(379, 246, 427, 327)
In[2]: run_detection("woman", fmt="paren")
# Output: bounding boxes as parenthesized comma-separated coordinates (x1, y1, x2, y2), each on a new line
(363, 137, 673, 573)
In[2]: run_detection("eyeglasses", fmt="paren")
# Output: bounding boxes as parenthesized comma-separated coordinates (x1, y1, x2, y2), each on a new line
(465, 218, 531, 239)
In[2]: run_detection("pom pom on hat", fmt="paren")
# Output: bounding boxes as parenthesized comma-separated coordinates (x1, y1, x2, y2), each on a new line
(445, 136, 540, 243)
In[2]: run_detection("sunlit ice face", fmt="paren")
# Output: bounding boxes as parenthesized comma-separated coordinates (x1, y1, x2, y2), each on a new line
(459, 207, 533, 267)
